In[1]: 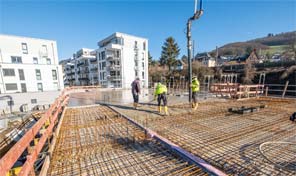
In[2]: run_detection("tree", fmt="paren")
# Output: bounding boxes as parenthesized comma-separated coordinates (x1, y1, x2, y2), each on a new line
(160, 37, 180, 71)
(242, 61, 255, 84)
(148, 51, 153, 64)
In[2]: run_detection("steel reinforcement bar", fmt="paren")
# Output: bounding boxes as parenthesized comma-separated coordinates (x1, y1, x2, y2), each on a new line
(0, 86, 100, 176)
(108, 105, 227, 176)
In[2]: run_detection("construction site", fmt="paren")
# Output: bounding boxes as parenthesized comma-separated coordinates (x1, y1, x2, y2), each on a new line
(0, 82, 295, 176)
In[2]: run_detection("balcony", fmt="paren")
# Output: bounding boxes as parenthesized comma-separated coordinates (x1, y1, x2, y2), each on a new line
(107, 56, 120, 61)
(108, 76, 121, 81)
(90, 58, 98, 63)
(108, 65, 121, 71)
(90, 67, 98, 72)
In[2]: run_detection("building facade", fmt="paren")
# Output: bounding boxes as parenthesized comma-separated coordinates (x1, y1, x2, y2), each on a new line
(0, 34, 64, 94)
(97, 32, 149, 88)
(62, 48, 98, 86)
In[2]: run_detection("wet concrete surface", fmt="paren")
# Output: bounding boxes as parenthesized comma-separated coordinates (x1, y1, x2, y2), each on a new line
(68, 88, 223, 121)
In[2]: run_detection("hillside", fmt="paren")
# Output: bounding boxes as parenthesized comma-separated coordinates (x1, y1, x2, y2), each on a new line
(211, 31, 296, 56)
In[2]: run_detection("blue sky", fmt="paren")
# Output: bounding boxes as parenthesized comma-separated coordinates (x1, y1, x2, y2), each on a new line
(0, 0, 295, 61)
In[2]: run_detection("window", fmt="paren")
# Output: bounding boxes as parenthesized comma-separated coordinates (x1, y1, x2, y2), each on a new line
(142, 62, 144, 69)
(143, 42, 146, 51)
(3, 69, 15, 76)
(37, 83, 43, 92)
(135, 61, 138, 67)
(116, 50, 120, 57)
(22, 43, 28, 54)
(21, 83, 27, 92)
(5, 83, 18, 91)
(46, 58, 51, 64)
(135, 41, 138, 48)
(33, 57, 38, 64)
(11, 56, 22, 63)
(31, 99, 37, 104)
(36, 69, 42, 80)
(98, 52, 101, 60)
(18, 69, 25, 80)
(142, 72, 145, 79)
(135, 71, 138, 77)
(101, 51, 105, 60)
(102, 62, 106, 69)
(52, 70, 57, 80)
(53, 82, 58, 90)
(42, 45, 48, 54)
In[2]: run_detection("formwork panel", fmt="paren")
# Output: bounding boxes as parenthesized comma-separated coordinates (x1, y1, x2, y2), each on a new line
(47, 105, 207, 176)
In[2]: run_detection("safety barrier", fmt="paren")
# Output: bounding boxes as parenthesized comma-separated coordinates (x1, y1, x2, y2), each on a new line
(210, 83, 264, 99)
(0, 86, 100, 176)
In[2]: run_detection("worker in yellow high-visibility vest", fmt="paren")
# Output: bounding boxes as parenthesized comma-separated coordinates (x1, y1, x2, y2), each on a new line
(154, 82, 168, 115)
(191, 76, 200, 110)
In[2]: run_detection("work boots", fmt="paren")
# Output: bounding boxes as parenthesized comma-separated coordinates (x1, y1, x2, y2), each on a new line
(194, 103, 198, 111)
(192, 103, 198, 111)
(158, 106, 162, 114)
(133, 103, 138, 109)
(164, 106, 169, 116)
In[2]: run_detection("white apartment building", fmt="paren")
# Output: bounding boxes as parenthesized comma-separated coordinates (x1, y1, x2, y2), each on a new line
(97, 32, 149, 88)
(62, 48, 98, 86)
(0, 34, 64, 94)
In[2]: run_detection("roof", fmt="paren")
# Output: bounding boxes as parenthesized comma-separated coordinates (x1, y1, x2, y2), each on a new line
(97, 32, 148, 46)
(0, 34, 56, 42)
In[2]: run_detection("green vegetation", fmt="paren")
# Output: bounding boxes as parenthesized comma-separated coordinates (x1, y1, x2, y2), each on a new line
(159, 37, 180, 71)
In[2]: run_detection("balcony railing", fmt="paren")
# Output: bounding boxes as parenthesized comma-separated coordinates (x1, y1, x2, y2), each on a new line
(109, 65, 121, 71)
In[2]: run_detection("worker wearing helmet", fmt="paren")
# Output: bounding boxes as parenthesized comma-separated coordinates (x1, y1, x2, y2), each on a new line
(191, 76, 200, 110)
(154, 82, 168, 115)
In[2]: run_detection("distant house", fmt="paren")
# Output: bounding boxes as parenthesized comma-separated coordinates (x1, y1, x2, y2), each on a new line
(194, 52, 216, 67)
(171, 60, 185, 71)
(225, 49, 262, 65)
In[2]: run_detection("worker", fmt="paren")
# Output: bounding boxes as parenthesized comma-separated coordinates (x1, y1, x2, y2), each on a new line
(191, 76, 200, 110)
(154, 82, 168, 115)
(131, 77, 141, 109)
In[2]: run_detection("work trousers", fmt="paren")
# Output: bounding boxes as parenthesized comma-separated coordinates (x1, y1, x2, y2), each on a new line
(132, 93, 139, 103)
(157, 93, 167, 106)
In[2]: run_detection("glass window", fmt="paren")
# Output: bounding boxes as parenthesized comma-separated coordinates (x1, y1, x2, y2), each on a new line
(52, 70, 57, 80)
(3, 69, 15, 76)
(116, 50, 120, 57)
(36, 69, 42, 80)
(37, 83, 43, 92)
(46, 58, 51, 64)
(18, 69, 25, 80)
(142, 72, 145, 79)
(22, 43, 28, 54)
(11, 56, 22, 63)
(101, 51, 105, 60)
(135, 41, 138, 48)
(5, 83, 18, 91)
(102, 62, 106, 69)
(42, 45, 48, 53)
(142, 62, 144, 69)
(143, 42, 146, 50)
(33, 57, 38, 64)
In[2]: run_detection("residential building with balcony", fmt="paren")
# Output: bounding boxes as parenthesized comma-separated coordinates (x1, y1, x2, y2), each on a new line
(97, 32, 148, 88)
(0, 34, 64, 94)
(61, 48, 98, 86)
